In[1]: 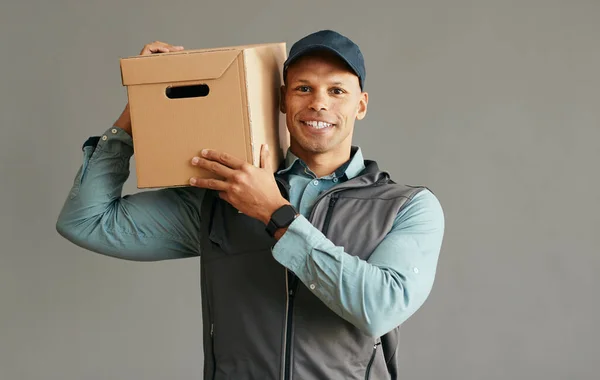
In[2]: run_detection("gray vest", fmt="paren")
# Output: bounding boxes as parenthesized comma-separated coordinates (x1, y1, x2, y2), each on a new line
(199, 159, 425, 380)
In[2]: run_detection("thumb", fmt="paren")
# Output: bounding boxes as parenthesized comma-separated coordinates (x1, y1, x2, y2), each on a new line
(260, 144, 271, 170)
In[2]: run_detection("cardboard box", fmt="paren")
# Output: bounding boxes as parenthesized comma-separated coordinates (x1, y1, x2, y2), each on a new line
(120, 42, 289, 188)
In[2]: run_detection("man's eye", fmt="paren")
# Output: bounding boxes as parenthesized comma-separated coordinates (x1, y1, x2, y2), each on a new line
(298, 86, 310, 92)
(331, 88, 345, 95)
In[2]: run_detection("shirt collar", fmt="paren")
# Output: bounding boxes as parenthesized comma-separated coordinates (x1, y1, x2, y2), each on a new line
(276, 146, 365, 180)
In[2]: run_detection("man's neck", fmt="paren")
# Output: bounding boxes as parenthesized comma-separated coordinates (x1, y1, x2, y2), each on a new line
(290, 146, 352, 178)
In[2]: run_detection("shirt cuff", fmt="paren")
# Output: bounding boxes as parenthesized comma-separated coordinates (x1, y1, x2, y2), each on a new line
(271, 215, 325, 274)
(91, 126, 134, 156)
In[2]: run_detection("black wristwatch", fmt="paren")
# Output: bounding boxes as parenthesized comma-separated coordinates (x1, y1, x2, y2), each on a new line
(266, 204, 299, 237)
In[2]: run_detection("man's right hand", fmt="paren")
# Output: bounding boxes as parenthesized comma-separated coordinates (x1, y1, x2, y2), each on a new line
(114, 41, 185, 135)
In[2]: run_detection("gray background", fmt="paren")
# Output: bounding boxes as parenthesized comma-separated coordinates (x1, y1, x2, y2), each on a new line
(1, 0, 598, 379)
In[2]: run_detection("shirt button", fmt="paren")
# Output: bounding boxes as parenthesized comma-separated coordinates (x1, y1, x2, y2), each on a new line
(333, 178, 339, 183)
(101, 135, 108, 141)
(413, 267, 419, 274)
(309, 284, 316, 290)
(111, 128, 118, 134)
(312, 180, 319, 186)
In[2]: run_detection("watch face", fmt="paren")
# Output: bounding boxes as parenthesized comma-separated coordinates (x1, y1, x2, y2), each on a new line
(273, 205, 298, 227)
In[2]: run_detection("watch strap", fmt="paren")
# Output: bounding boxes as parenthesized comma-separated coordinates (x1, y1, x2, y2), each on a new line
(266, 204, 298, 237)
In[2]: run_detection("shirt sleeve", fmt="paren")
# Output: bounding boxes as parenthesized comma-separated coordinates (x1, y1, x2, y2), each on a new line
(56, 126, 205, 261)
(271, 189, 445, 337)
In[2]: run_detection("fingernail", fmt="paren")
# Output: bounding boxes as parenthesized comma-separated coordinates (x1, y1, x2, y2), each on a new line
(191, 157, 200, 165)
(201, 149, 208, 157)
(189, 177, 196, 185)
(265, 144, 269, 152)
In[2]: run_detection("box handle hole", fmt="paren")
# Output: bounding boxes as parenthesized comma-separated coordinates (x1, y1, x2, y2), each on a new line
(166, 84, 210, 99)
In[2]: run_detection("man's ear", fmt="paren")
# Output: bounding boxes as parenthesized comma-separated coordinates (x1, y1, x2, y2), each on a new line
(280, 85, 287, 114)
(356, 91, 368, 120)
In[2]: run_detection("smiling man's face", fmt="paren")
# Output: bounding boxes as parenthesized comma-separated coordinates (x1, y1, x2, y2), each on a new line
(281, 51, 368, 159)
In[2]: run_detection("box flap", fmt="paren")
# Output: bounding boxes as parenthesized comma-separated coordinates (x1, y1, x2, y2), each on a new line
(120, 49, 242, 86)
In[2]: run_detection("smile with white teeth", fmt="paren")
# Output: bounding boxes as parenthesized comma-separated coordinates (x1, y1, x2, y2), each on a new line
(302, 120, 334, 129)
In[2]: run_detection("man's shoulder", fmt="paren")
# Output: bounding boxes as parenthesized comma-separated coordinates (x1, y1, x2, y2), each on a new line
(393, 187, 444, 230)
(384, 180, 442, 213)
(357, 155, 442, 212)
(354, 159, 429, 198)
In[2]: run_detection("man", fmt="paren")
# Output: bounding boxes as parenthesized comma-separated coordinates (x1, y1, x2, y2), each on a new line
(56, 30, 445, 380)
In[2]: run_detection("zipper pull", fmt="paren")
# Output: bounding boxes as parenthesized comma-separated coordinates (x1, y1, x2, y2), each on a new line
(210, 323, 214, 337)
(329, 196, 338, 208)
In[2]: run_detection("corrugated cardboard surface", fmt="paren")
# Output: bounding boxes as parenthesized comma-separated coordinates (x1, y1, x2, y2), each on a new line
(242, 44, 288, 172)
(120, 42, 288, 189)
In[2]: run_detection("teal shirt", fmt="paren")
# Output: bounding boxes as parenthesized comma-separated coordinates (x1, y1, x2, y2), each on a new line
(56, 126, 445, 337)
(277, 147, 365, 218)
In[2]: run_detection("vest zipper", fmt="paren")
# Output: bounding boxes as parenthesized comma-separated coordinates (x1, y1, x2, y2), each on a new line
(282, 269, 299, 380)
(200, 234, 217, 380)
(210, 324, 216, 380)
(364, 342, 381, 380)
(321, 195, 338, 236)
(276, 177, 297, 380)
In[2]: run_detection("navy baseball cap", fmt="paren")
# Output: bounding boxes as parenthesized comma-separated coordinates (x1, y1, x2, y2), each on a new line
(283, 30, 366, 90)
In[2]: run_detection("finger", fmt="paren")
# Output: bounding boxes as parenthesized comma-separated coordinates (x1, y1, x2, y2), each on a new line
(140, 42, 184, 55)
(150, 45, 184, 54)
(260, 144, 271, 170)
(141, 45, 169, 55)
(201, 149, 247, 170)
(164, 44, 184, 52)
(151, 46, 170, 54)
(189, 177, 229, 191)
(191, 156, 235, 178)
(152, 41, 184, 50)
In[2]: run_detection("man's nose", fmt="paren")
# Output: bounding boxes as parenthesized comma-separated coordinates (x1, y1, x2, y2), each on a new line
(309, 91, 329, 111)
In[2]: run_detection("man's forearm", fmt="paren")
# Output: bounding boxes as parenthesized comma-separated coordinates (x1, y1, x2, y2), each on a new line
(113, 104, 132, 136)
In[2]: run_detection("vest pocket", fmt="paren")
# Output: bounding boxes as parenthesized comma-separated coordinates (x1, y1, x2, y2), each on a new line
(365, 341, 381, 380)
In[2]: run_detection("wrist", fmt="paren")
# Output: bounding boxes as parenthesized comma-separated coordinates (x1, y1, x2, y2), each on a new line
(114, 104, 132, 136)
(262, 199, 291, 225)
(273, 227, 288, 241)
(264, 202, 298, 238)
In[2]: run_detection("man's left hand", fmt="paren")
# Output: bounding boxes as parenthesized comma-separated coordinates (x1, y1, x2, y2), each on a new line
(189, 144, 290, 225)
